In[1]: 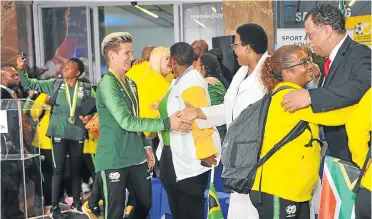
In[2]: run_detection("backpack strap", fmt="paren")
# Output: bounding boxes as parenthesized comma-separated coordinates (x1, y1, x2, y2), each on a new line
(256, 85, 297, 162)
(353, 143, 371, 194)
(82, 81, 92, 99)
(253, 85, 308, 206)
(248, 121, 310, 181)
(50, 79, 64, 114)
(271, 85, 296, 96)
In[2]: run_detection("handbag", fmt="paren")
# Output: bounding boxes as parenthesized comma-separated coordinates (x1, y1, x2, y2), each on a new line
(85, 114, 99, 137)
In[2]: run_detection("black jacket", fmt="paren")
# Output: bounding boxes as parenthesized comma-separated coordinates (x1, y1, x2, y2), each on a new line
(309, 36, 371, 161)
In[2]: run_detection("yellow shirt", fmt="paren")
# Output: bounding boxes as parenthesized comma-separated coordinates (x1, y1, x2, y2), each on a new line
(252, 82, 355, 202)
(346, 88, 371, 191)
(165, 73, 175, 83)
(31, 93, 52, 150)
(127, 61, 171, 138)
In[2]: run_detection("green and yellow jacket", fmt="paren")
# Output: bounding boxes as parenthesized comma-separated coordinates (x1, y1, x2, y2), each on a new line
(94, 70, 170, 172)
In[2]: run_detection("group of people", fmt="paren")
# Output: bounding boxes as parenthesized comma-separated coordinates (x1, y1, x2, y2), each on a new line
(0, 3, 371, 219)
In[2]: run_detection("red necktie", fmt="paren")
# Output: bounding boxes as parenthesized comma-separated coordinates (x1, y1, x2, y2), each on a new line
(323, 57, 331, 77)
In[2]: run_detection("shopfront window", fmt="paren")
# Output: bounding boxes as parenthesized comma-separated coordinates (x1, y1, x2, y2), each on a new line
(183, 2, 223, 48)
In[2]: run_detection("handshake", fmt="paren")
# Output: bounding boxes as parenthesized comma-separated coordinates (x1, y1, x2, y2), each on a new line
(169, 102, 202, 132)
(150, 101, 203, 133)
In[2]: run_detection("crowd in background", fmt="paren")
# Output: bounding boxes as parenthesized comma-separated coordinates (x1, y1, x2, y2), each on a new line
(0, 3, 371, 219)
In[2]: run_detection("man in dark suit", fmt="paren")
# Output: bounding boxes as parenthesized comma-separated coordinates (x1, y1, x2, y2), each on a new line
(281, 3, 371, 162)
(1, 65, 20, 99)
(1, 65, 24, 218)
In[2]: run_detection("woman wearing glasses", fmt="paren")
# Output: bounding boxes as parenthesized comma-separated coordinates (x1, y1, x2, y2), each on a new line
(248, 45, 355, 219)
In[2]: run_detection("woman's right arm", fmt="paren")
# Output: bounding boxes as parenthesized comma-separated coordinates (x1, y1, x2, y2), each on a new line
(18, 69, 55, 95)
(180, 102, 226, 129)
(98, 77, 191, 133)
(197, 104, 226, 128)
(17, 56, 55, 95)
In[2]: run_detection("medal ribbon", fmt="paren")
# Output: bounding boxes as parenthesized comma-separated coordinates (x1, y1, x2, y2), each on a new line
(64, 80, 79, 120)
(110, 70, 139, 117)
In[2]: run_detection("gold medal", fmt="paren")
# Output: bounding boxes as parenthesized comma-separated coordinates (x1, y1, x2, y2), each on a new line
(68, 116, 75, 124)
(65, 81, 79, 125)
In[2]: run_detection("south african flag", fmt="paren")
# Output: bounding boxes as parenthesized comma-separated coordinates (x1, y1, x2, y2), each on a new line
(319, 156, 360, 219)
(208, 166, 224, 219)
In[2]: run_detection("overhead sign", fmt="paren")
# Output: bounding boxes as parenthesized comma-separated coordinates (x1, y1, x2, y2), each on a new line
(276, 28, 354, 49)
(346, 15, 371, 47)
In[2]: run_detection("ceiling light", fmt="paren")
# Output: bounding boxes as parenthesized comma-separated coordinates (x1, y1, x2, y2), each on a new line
(134, 5, 159, 18)
(211, 7, 217, 13)
(348, 0, 357, 6)
(193, 19, 206, 28)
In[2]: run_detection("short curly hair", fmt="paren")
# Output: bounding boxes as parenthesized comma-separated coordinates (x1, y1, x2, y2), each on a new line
(305, 3, 346, 35)
(261, 45, 303, 93)
(170, 42, 194, 66)
(236, 23, 268, 55)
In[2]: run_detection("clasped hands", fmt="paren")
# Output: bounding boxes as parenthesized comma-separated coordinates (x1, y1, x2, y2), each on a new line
(163, 101, 201, 132)
(169, 102, 217, 166)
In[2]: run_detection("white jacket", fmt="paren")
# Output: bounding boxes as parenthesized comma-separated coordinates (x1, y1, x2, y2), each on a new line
(195, 52, 268, 219)
(197, 52, 268, 129)
(156, 68, 221, 181)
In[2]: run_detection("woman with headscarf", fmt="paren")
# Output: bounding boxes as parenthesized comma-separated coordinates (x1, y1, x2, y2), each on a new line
(156, 42, 221, 219)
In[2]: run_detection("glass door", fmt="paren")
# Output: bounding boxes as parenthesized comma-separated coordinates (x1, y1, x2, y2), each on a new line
(34, 2, 180, 84)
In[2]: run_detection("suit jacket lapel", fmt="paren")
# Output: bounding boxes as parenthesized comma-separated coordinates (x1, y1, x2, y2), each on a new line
(324, 36, 352, 86)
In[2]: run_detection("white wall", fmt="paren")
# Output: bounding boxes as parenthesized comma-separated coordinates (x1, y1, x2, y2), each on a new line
(105, 27, 175, 59)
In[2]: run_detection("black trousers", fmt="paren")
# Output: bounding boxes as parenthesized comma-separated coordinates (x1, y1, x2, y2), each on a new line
(88, 173, 103, 209)
(51, 137, 83, 206)
(82, 154, 96, 183)
(160, 146, 210, 219)
(355, 188, 371, 219)
(100, 163, 151, 219)
(1, 161, 22, 218)
(40, 149, 54, 206)
(250, 191, 310, 219)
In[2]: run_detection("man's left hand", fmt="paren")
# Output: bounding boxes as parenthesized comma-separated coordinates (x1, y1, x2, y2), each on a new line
(281, 89, 311, 113)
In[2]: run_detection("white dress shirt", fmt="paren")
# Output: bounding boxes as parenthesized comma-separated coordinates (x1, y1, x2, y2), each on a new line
(329, 35, 348, 65)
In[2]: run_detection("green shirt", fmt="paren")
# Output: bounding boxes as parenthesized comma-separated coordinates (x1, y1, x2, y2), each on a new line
(208, 80, 226, 106)
(18, 70, 95, 141)
(94, 71, 171, 171)
(159, 89, 171, 146)
(208, 80, 227, 139)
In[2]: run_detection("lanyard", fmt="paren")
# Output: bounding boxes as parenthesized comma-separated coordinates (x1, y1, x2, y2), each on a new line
(111, 71, 139, 117)
(64, 80, 79, 123)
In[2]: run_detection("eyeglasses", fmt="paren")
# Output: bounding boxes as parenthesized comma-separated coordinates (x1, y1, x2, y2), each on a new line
(287, 57, 312, 69)
(305, 25, 324, 41)
(230, 43, 243, 49)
